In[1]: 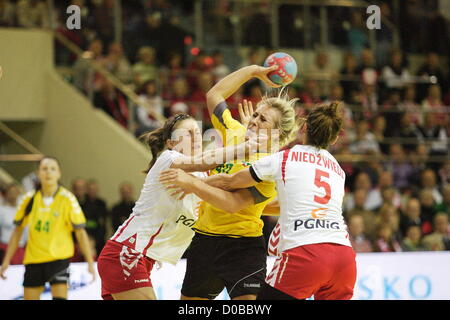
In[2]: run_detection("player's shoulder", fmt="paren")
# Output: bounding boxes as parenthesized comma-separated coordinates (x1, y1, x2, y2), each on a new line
(58, 187, 79, 202)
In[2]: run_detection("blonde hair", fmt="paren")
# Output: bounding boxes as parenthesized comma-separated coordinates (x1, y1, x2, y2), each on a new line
(258, 90, 303, 148)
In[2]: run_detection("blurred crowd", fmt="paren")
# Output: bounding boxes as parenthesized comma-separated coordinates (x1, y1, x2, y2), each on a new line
(0, 0, 449, 258)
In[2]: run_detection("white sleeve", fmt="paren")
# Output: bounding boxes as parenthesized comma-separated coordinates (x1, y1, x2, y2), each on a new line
(152, 150, 184, 172)
(251, 152, 283, 182)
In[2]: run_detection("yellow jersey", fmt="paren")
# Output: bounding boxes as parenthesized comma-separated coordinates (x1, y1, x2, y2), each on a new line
(13, 186, 87, 264)
(193, 101, 277, 238)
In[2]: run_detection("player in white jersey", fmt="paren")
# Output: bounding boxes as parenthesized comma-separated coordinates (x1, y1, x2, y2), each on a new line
(97, 113, 261, 300)
(162, 102, 356, 300)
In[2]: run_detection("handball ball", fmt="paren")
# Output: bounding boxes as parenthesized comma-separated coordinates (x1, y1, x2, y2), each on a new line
(263, 52, 297, 86)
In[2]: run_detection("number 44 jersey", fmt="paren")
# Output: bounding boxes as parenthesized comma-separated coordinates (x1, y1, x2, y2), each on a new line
(251, 144, 352, 253)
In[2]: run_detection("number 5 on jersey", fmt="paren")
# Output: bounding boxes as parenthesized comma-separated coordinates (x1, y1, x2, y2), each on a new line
(314, 169, 331, 204)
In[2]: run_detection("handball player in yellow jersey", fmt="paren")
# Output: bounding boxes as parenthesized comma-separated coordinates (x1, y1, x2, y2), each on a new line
(0, 157, 95, 300)
(161, 65, 301, 300)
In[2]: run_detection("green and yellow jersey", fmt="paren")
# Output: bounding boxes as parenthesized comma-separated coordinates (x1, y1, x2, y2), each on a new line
(193, 102, 277, 238)
(14, 186, 87, 264)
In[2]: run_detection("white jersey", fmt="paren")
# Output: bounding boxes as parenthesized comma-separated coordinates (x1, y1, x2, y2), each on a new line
(111, 150, 205, 265)
(252, 144, 351, 253)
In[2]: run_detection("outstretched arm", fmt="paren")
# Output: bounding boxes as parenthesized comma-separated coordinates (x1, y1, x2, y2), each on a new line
(160, 169, 256, 213)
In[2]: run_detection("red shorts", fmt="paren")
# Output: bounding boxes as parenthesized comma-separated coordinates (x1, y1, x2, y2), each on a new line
(97, 240, 156, 300)
(266, 243, 356, 300)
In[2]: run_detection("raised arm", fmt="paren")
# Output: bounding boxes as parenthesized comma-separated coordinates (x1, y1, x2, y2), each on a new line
(206, 65, 280, 117)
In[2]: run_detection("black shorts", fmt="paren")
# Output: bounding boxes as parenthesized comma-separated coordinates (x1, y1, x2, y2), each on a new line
(23, 259, 70, 287)
(181, 232, 267, 299)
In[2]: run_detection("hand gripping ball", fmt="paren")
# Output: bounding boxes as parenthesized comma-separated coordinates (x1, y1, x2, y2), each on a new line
(263, 52, 297, 86)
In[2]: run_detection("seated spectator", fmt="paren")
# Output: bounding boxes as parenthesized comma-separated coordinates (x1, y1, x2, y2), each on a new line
(348, 120, 380, 155)
(132, 46, 158, 87)
(400, 198, 426, 237)
(357, 84, 379, 122)
(416, 112, 448, 172)
(0, 184, 27, 265)
(93, 77, 129, 128)
(134, 80, 164, 137)
(347, 214, 373, 253)
(307, 51, 337, 99)
(166, 77, 191, 117)
(345, 188, 377, 240)
(160, 51, 184, 96)
(437, 161, 450, 189)
(373, 223, 402, 252)
(372, 171, 402, 209)
(420, 168, 443, 204)
(399, 85, 422, 125)
(376, 204, 402, 243)
(391, 112, 422, 153)
(422, 213, 450, 251)
(16, 0, 49, 28)
(421, 84, 448, 127)
(211, 50, 230, 82)
(0, 0, 15, 27)
(299, 79, 322, 108)
(401, 224, 427, 251)
(381, 89, 402, 137)
(190, 71, 214, 121)
(356, 49, 378, 87)
(419, 188, 437, 235)
(385, 144, 415, 191)
(339, 52, 359, 102)
(434, 184, 450, 216)
(110, 182, 135, 232)
(416, 52, 447, 102)
(372, 115, 389, 154)
(102, 42, 133, 84)
(186, 50, 213, 91)
(73, 38, 104, 94)
(381, 49, 411, 90)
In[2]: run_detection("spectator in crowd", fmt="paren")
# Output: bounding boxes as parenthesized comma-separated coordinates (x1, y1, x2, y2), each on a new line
(134, 80, 164, 137)
(416, 52, 447, 102)
(375, 2, 394, 67)
(211, 50, 230, 82)
(419, 188, 437, 236)
(73, 38, 104, 94)
(381, 49, 412, 90)
(307, 51, 337, 99)
(166, 77, 191, 117)
(84, 179, 108, 254)
(421, 84, 448, 127)
(345, 188, 377, 240)
(357, 84, 379, 122)
(132, 12, 162, 61)
(399, 85, 422, 125)
(190, 71, 214, 122)
(348, 120, 380, 155)
(16, 0, 49, 29)
(420, 168, 443, 204)
(438, 161, 450, 189)
(186, 50, 213, 92)
(372, 171, 401, 208)
(372, 115, 389, 154)
(400, 198, 425, 236)
(0, 184, 27, 265)
(391, 112, 422, 153)
(102, 42, 133, 84)
(93, 76, 129, 128)
(345, 171, 380, 212)
(160, 51, 184, 95)
(385, 144, 415, 191)
(132, 46, 158, 87)
(347, 214, 373, 253)
(416, 112, 448, 172)
(377, 204, 402, 243)
(356, 49, 378, 87)
(339, 52, 359, 102)
(110, 182, 135, 232)
(299, 79, 322, 108)
(435, 185, 450, 216)
(0, 0, 15, 26)
(422, 213, 450, 251)
(346, 10, 369, 58)
(373, 223, 402, 252)
(401, 224, 427, 251)
(381, 89, 402, 137)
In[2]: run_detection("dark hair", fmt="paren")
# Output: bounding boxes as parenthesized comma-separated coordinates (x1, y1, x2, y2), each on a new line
(36, 156, 61, 190)
(140, 113, 192, 173)
(306, 101, 343, 149)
